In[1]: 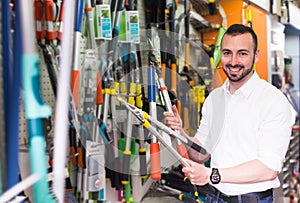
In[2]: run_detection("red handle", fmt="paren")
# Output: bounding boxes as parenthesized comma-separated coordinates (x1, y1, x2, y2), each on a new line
(45, 0, 56, 40)
(34, 0, 44, 40)
(71, 70, 80, 109)
(96, 70, 104, 105)
(150, 142, 161, 180)
(177, 144, 189, 160)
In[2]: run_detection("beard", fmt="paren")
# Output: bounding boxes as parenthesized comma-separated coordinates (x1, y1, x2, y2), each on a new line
(223, 58, 255, 82)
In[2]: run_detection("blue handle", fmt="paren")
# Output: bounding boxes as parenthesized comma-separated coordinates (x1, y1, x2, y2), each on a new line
(75, 0, 85, 32)
(22, 54, 55, 202)
(148, 67, 156, 102)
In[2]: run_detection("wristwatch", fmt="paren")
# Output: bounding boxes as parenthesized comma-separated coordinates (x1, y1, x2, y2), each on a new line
(210, 168, 221, 184)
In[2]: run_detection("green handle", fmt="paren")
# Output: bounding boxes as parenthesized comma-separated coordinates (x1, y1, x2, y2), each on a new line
(213, 27, 226, 69)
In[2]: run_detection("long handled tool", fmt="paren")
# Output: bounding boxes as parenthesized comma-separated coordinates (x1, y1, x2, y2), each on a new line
(0, 0, 6, 191)
(68, 1, 86, 200)
(3, 0, 21, 192)
(110, 83, 123, 192)
(158, 0, 167, 80)
(147, 29, 164, 182)
(180, 0, 194, 136)
(144, 0, 162, 181)
(158, 78, 190, 160)
(122, 49, 135, 186)
(85, 0, 97, 50)
(148, 55, 161, 180)
(102, 0, 125, 130)
(164, 0, 192, 159)
(168, 0, 178, 97)
(79, 49, 101, 201)
(71, 0, 85, 109)
(101, 0, 125, 190)
(119, 97, 189, 166)
(118, 96, 201, 201)
(20, 0, 56, 202)
(135, 49, 147, 180)
(83, 3, 107, 199)
(35, 0, 59, 97)
(120, 0, 140, 192)
(56, 0, 64, 55)
(51, 0, 77, 202)
(45, 0, 59, 56)
(118, 97, 207, 155)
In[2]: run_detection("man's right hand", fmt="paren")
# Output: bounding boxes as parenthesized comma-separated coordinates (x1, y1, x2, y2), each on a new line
(163, 105, 182, 130)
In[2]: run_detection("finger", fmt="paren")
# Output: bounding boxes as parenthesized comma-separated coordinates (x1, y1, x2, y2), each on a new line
(166, 117, 179, 125)
(163, 111, 173, 117)
(182, 166, 192, 174)
(172, 105, 179, 117)
(164, 118, 176, 126)
(184, 158, 194, 167)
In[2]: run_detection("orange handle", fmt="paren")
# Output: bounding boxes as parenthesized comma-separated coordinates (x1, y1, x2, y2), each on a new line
(34, 0, 44, 40)
(71, 70, 80, 109)
(96, 70, 104, 105)
(177, 144, 189, 160)
(34, 0, 43, 21)
(171, 63, 177, 93)
(70, 147, 77, 166)
(150, 142, 161, 180)
(45, 0, 56, 21)
(177, 143, 189, 176)
(48, 158, 54, 167)
(184, 43, 190, 68)
(45, 0, 56, 40)
(176, 100, 181, 118)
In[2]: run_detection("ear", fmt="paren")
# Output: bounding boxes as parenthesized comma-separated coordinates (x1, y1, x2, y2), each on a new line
(254, 48, 260, 63)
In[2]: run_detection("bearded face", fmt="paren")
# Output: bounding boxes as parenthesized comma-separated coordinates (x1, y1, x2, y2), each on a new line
(221, 33, 259, 84)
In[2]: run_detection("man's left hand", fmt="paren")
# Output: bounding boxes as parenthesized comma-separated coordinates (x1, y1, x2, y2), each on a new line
(182, 159, 211, 186)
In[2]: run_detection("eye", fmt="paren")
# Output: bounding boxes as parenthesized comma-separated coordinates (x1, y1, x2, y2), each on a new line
(239, 52, 248, 57)
(222, 51, 231, 56)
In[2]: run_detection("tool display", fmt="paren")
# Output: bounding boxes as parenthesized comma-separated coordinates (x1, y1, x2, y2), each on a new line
(5, 1, 294, 203)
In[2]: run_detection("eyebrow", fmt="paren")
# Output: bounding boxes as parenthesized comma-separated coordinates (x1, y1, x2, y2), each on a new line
(221, 48, 250, 53)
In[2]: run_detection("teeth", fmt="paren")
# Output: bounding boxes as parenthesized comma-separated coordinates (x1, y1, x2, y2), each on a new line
(230, 68, 239, 72)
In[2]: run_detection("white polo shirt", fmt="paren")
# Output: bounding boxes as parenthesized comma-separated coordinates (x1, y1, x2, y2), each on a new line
(195, 72, 295, 195)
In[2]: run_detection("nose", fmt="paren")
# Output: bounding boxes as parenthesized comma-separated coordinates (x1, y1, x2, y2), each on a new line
(230, 54, 239, 66)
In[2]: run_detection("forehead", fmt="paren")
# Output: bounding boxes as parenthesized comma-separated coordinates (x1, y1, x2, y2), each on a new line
(221, 33, 254, 51)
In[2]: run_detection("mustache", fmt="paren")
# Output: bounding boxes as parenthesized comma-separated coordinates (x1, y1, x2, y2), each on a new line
(225, 64, 244, 70)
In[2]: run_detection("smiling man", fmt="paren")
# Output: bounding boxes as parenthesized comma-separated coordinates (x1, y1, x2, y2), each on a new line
(221, 24, 259, 92)
(164, 24, 296, 203)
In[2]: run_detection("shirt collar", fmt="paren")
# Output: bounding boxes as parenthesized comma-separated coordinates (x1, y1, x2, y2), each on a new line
(222, 71, 260, 98)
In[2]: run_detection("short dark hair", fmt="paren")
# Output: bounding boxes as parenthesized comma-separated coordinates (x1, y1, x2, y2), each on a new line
(222, 24, 258, 53)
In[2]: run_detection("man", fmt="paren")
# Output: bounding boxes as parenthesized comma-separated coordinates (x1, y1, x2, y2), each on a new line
(164, 24, 296, 202)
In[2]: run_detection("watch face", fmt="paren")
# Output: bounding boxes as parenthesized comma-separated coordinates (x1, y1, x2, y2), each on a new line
(210, 168, 221, 184)
(211, 173, 220, 181)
